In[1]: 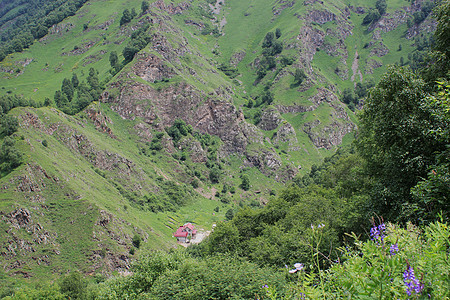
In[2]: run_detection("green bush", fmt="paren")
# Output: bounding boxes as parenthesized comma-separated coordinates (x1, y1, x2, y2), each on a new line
(132, 234, 141, 248)
(60, 271, 87, 299)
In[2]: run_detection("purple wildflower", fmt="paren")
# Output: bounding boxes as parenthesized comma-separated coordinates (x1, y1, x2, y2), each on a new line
(370, 223, 386, 243)
(390, 243, 399, 256)
(262, 284, 269, 289)
(318, 223, 325, 229)
(403, 266, 424, 296)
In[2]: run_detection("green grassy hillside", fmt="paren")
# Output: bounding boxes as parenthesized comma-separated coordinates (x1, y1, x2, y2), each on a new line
(0, 0, 435, 289)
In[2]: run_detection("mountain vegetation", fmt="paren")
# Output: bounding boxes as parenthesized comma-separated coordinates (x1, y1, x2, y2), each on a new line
(0, 0, 449, 298)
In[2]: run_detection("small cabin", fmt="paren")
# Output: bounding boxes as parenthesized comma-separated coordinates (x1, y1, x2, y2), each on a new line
(173, 223, 197, 243)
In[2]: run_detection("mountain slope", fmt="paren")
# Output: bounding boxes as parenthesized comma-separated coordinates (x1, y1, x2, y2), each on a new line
(0, 0, 436, 287)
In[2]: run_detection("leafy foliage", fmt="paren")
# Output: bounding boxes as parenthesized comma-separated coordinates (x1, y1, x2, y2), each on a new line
(60, 271, 87, 299)
(123, 24, 151, 62)
(357, 66, 447, 223)
(0, 115, 19, 137)
(53, 68, 103, 114)
(196, 183, 363, 268)
(287, 221, 450, 299)
(0, 136, 22, 174)
(0, 0, 88, 61)
(92, 251, 286, 299)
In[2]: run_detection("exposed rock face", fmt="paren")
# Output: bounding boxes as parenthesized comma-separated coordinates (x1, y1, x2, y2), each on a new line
(151, 0, 190, 15)
(230, 50, 246, 66)
(1, 208, 57, 261)
(272, 122, 300, 151)
(258, 107, 282, 131)
(369, 42, 389, 57)
(369, 10, 409, 33)
(305, 10, 336, 24)
(133, 53, 175, 82)
(102, 46, 295, 180)
(406, 17, 437, 39)
(294, 25, 325, 66)
(85, 104, 116, 138)
(273, 0, 296, 15)
(179, 137, 207, 163)
(303, 118, 355, 149)
(365, 59, 383, 74)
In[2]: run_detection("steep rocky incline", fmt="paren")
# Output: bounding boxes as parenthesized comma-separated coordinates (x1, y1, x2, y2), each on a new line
(102, 11, 298, 181)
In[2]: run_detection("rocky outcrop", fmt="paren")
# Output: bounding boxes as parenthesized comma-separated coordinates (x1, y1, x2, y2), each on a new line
(406, 17, 437, 39)
(151, 0, 190, 15)
(273, 0, 296, 16)
(133, 53, 175, 83)
(365, 59, 383, 74)
(305, 10, 336, 24)
(85, 104, 116, 138)
(1, 208, 58, 260)
(179, 137, 207, 163)
(369, 42, 389, 57)
(230, 50, 246, 66)
(258, 107, 282, 131)
(272, 122, 300, 151)
(303, 118, 355, 149)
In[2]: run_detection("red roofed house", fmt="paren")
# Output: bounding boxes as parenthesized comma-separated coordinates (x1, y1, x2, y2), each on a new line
(173, 223, 197, 243)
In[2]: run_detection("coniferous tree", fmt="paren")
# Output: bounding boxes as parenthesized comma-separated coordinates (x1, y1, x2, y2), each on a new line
(61, 78, 74, 101)
(71, 73, 79, 88)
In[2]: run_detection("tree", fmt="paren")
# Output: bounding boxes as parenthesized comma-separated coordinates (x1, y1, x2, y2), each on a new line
(87, 68, 99, 90)
(272, 41, 283, 55)
(61, 78, 74, 101)
(356, 66, 446, 222)
(131, 8, 137, 19)
(411, 83, 450, 221)
(341, 88, 355, 105)
(262, 32, 274, 48)
(109, 51, 118, 69)
(132, 234, 141, 248)
(209, 167, 221, 183)
(362, 10, 380, 25)
(71, 73, 79, 88)
(0, 136, 22, 173)
(293, 69, 306, 86)
(240, 174, 250, 191)
(123, 46, 139, 62)
(375, 0, 387, 16)
(434, 0, 450, 58)
(120, 9, 132, 26)
(44, 97, 52, 106)
(60, 271, 87, 299)
(275, 28, 282, 39)
(225, 209, 234, 220)
(0, 115, 19, 137)
(261, 90, 273, 105)
(422, 1, 450, 82)
(141, 1, 149, 13)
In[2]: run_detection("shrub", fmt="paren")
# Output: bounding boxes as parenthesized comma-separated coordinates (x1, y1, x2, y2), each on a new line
(60, 271, 87, 299)
(132, 234, 141, 248)
(209, 167, 220, 183)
